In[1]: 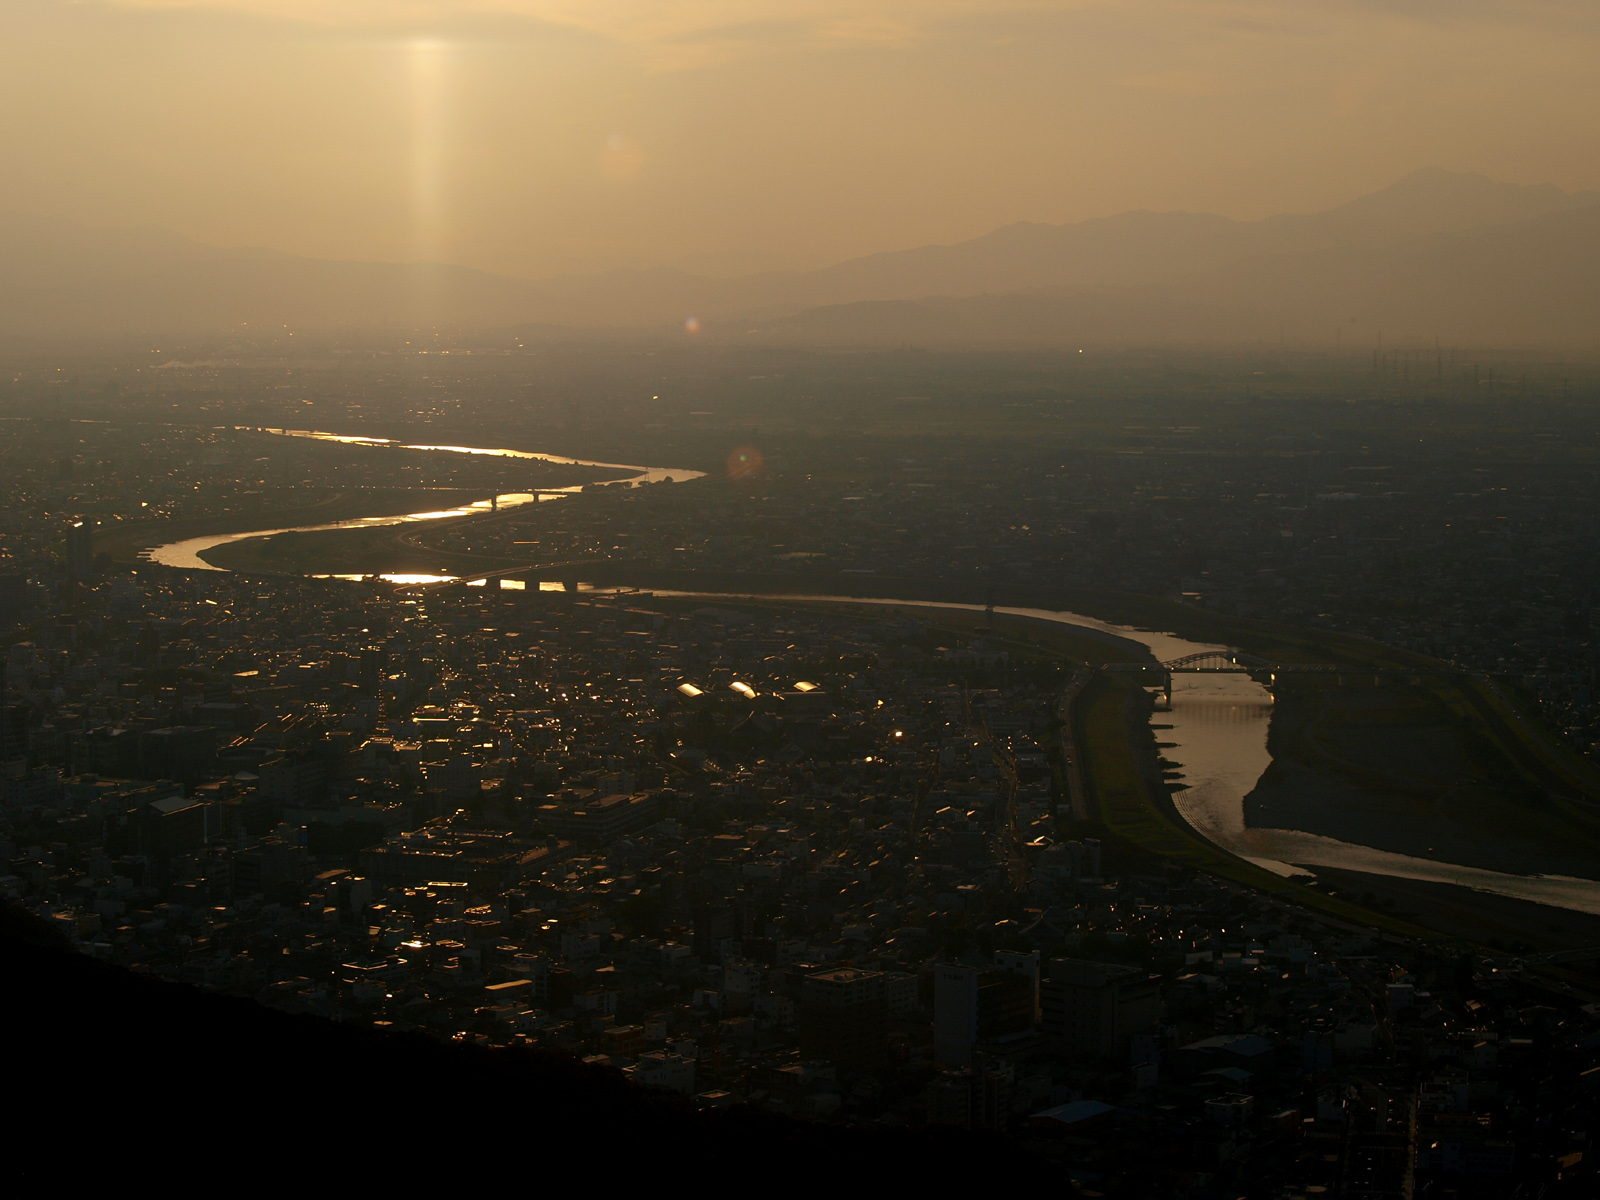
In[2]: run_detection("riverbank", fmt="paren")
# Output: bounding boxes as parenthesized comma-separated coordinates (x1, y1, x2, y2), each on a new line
(1243, 674, 1600, 881)
(97, 488, 493, 567)
(1307, 866, 1600, 956)
(199, 514, 509, 577)
(1073, 671, 1437, 938)
(122, 428, 1600, 936)
(132, 427, 695, 575)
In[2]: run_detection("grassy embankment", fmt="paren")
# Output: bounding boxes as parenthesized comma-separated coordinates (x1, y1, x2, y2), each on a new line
(700, 595, 1134, 670)
(634, 584, 1600, 857)
(1248, 677, 1600, 879)
(1450, 678, 1600, 808)
(1055, 592, 1600, 873)
(540, 584, 1600, 899)
(1075, 670, 1438, 938)
(739, 594, 1441, 935)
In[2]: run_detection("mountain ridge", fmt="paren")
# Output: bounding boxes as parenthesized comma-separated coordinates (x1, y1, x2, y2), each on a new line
(3, 169, 1597, 344)
(741, 200, 1600, 348)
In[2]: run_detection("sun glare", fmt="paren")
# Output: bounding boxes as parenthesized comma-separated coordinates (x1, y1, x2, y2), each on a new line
(407, 38, 449, 266)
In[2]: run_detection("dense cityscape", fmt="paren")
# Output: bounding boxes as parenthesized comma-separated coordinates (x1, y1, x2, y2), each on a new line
(4, 356, 1600, 1195)
(8, 350, 1600, 760)
(9, 0, 1600, 1187)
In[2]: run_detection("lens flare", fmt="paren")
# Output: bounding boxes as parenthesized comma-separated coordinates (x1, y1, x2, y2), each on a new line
(600, 133, 645, 181)
(727, 445, 764, 481)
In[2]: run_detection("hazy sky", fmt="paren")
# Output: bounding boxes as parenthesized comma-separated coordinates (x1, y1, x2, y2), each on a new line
(4, 1, 1599, 278)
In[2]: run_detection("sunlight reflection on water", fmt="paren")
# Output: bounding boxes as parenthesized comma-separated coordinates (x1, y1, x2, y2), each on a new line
(141, 438, 1600, 915)
(140, 429, 702, 571)
(627, 591, 1600, 915)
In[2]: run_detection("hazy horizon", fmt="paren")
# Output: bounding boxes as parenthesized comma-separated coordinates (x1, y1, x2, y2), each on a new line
(6, 1, 1600, 281)
(8, 164, 1592, 282)
(4, 165, 1598, 346)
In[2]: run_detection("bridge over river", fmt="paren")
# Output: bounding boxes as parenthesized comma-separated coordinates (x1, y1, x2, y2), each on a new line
(1105, 649, 1472, 703)
(137, 431, 1600, 918)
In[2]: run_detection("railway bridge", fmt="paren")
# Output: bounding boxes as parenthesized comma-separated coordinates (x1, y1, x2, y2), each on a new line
(1106, 649, 1463, 703)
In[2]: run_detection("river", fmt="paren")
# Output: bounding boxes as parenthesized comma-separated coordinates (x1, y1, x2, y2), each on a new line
(141, 427, 705, 577)
(141, 432, 1600, 915)
(618, 593, 1600, 915)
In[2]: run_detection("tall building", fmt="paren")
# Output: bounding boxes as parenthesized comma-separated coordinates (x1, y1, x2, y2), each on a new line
(970, 1053, 1016, 1131)
(925, 1055, 1016, 1130)
(934, 962, 1036, 1066)
(137, 793, 208, 858)
(1, 660, 12, 767)
(1041, 958, 1161, 1058)
(141, 725, 218, 785)
(934, 965, 980, 1066)
(1, 661, 28, 770)
(0, 574, 27, 618)
(993, 949, 1041, 1022)
(925, 1071, 974, 1127)
(797, 968, 887, 1074)
(66, 520, 96, 578)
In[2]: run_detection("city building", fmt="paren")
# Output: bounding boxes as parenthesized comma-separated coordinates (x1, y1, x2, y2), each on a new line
(1041, 958, 1161, 1058)
(798, 968, 887, 1075)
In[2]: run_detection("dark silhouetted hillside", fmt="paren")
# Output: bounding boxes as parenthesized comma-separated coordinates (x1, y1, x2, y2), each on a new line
(0, 903, 1059, 1188)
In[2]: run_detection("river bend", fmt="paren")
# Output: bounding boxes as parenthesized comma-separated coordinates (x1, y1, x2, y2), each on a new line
(141, 433, 1600, 915)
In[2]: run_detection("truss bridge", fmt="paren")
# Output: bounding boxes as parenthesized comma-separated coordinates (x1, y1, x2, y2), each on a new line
(1104, 648, 1462, 703)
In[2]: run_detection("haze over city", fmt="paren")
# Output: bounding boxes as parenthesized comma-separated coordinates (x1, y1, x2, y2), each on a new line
(7, 2, 1600, 1196)
(4, 2, 1600, 276)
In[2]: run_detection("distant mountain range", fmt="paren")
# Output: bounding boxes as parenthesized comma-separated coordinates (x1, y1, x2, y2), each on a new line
(4, 169, 1598, 346)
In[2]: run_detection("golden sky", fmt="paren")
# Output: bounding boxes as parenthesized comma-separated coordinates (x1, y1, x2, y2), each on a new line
(4, 1, 1598, 277)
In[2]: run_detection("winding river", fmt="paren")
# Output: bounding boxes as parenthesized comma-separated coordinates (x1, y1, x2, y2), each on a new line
(629, 594, 1600, 915)
(141, 428, 704, 578)
(142, 432, 1600, 916)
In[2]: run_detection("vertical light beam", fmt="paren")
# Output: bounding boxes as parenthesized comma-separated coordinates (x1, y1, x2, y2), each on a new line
(407, 38, 448, 267)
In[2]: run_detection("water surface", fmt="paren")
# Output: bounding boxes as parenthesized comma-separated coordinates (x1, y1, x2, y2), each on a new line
(141, 434, 1600, 914)
(629, 591, 1600, 915)
(141, 427, 702, 571)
